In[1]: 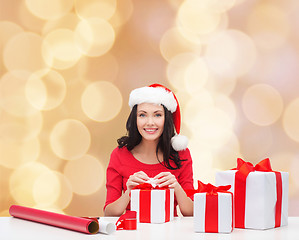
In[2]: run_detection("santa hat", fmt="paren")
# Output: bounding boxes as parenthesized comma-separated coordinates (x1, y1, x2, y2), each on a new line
(129, 83, 188, 151)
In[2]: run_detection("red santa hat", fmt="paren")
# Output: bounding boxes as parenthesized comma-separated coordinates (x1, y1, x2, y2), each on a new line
(128, 83, 188, 151)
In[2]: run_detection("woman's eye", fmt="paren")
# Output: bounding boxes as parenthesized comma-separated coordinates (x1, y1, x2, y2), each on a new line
(155, 113, 162, 117)
(139, 113, 146, 117)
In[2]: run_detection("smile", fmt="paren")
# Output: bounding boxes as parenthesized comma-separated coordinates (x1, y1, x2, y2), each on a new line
(144, 128, 158, 134)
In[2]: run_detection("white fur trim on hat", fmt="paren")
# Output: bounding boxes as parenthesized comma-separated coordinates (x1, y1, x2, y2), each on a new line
(129, 86, 177, 113)
(171, 134, 188, 151)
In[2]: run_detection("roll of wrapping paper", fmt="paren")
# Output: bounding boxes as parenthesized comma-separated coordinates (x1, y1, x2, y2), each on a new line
(9, 205, 99, 234)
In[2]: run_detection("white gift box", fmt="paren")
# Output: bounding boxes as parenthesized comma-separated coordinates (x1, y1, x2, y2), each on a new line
(216, 170, 289, 229)
(194, 192, 233, 233)
(130, 189, 174, 223)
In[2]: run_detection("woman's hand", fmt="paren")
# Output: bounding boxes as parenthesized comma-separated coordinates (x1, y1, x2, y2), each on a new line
(153, 172, 180, 189)
(126, 171, 149, 191)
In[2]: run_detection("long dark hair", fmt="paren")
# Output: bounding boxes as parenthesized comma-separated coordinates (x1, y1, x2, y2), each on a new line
(117, 105, 185, 169)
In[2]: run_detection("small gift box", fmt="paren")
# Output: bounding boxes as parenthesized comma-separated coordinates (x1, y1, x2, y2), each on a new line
(216, 158, 289, 230)
(130, 180, 174, 223)
(188, 181, 233, 233)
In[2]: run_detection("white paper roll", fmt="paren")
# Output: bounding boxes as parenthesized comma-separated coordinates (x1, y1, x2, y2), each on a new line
(98, 219, 116, 234)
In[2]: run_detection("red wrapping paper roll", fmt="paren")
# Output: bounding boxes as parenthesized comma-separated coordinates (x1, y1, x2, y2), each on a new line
(9, 205, 99, 234)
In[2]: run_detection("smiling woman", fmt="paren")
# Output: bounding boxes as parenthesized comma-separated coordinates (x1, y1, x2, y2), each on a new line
(136, 103, 165, 143)
(104, 83, 194, 218)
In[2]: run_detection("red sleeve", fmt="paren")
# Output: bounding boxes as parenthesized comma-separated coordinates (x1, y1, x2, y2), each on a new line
(104, 148, 123, 210)
(178, 148, 194, 200)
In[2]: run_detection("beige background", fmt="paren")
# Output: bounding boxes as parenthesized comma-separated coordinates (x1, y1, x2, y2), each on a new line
(0, 0, 298, 217)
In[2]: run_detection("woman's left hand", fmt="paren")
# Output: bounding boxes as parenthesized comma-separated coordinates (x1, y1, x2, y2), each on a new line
(153, 172, 180, 189)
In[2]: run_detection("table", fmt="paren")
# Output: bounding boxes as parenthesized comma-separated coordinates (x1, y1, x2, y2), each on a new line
(0, 217, 298, 240)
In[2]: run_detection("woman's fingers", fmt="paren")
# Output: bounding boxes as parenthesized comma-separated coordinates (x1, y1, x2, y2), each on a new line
(153, 172, 168, 180)
(158, 179, 174, 187)
(135, 171, 150, 181)
(126, 171, 150, 190)
(153, 172, 178, 188)
(154, 176, 169, 184)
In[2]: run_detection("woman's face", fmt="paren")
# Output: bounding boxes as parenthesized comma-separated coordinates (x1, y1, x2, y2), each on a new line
(136, 102, 165, 143)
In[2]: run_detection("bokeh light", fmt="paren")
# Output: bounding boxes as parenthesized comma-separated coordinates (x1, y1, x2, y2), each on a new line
(214, 94, 236, 124)
(238, 124, 273, 161)
(3, 32, 46, 72)
(202, 0, 236, 13)
(177, 0, 222, 37)
(75, 0, 117, 20)
(42, 13, 80, 35)
(184, 57, 209, 94)
(185, 104, 234, 149)
(18, 0, 45, 33)
(9, 162, 53, 206)
(0, 136, 39, 169)
(50, 119, 91, 160)
(283, 98, 299, 143)
(109, 0, 134, 29)
(52, 172, 73, 209)
(74, 18, 115, 57)
(25, 0, 73, 20)
(25, 69, 67, 111)
(81, 81, 123, 122)
(32, 171, 72, 209)
(0, 21, 23, 53)
(63, 155, 105, 195)
(160, 27, 202, 62)
(42, 28, 82, 70)
(247, 3, 290, 50)
(33, 170, 61, 207)
(213, 133, 241, 169)
(167, 52, 198, 90)
(242, 84, 283, 126)
(0, 71, 39, 117)
(205, 30, 257, 78)
(183, 90, 214, 115)
(0, 110, 43, 142)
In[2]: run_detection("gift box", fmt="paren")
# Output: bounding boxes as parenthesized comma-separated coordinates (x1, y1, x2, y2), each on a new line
(215, 158, 289, 230)
(130, 183, 174, 223)
(190, 181, 233, 233)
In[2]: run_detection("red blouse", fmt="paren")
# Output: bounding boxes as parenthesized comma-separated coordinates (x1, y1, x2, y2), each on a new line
(104, 146, 194, 216)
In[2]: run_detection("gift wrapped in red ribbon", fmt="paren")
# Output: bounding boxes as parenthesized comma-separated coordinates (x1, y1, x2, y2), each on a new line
(130, 182, 174, 223)
(188, 181, 233, 233)
(216, 158, 289, 230)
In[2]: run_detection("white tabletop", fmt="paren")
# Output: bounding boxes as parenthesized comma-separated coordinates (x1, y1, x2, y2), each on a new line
(0, 216, 298, 240)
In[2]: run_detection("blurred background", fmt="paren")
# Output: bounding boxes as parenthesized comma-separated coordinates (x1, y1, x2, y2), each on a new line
(0, 0, 299, 217)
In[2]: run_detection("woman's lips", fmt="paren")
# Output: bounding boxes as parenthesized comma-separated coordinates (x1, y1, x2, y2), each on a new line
(144, 128, 158, 134)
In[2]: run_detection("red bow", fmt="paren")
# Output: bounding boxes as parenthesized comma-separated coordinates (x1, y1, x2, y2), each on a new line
(185, 180, 231, 197)
(233, 158, 273, 180)
(132, 182, 169, 190)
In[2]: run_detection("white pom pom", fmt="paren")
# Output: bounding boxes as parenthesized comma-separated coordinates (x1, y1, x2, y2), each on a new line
(171, 134, 188, 151)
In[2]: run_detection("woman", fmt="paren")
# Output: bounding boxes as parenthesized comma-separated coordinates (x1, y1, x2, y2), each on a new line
(104, 83, 194, 216)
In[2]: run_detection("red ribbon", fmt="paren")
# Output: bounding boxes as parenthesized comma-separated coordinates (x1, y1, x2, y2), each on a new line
(132, 183, 171, 223)
(116, 211, 137, 230)
(187, 181, 232, 233)
(132, 182, 168, 190)
(233, 158, 282, 228)
(186, 180, 231, 197)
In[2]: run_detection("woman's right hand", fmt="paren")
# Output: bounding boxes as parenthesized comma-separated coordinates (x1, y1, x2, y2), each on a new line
(126, 171, 149, 191)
